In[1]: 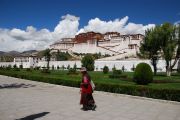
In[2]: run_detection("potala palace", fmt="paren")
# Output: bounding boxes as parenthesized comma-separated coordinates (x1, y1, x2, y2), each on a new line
(50, 32, 144, 60)
(1, 31, 178, 72)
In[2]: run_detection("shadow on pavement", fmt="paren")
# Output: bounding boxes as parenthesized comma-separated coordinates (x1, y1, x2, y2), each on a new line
(0, 83, 36, 89)
(15, 112, 50, 120)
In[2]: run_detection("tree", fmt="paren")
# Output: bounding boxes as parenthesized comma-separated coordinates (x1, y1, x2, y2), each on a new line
(73, 63, 77, 71)
(19, 64, 23, 69)
(178, 60, 180, 73)
(140, 26, 161, 75)
(81, 54, 94, 71)
(43, 49, 51, 70)
(140, 23, 180, 76)
(56, 50, 61, 61)
(62, 65, 65, 70)
(131, 64, 135, 71)
(175, 24, 180, 73)
(112, 65, 116, 72)
(67, 64, 70, 70)
(13, 64, 17, 68)
(159, 23, 180, 76)
(52, 65, 54, 70)
(56, 50, 70, 61)
(57, 65, 60, 70)
(122, 65, 125, 72)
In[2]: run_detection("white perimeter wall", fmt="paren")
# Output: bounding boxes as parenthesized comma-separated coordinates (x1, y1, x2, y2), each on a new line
(31, 60, 178, 72)
(0, 60, 179, 72)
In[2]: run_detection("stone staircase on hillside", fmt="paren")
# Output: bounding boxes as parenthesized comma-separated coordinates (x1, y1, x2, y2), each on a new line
(67, 50, 82, 60)
(97, 52, 137, 61)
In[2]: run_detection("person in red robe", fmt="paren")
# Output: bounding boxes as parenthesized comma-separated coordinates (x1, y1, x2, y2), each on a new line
(80, 67, 96, 111)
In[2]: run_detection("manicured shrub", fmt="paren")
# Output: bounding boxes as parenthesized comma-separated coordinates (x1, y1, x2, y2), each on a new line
(61, 65, 65, 70)
(112, 65, 116, 71)
(52, 65, 55, 70)
(6, 65, 12, 70)
(103, 66, 109, 74)
(14, 68, 20, 71)
(113, 70, 122, 75)
(109, 69, 123, 78)
(19, 65, 23, 69)
(34, 67, 40, 70)
(131, 64, 135, 71)
(67, 65, 70, 70)
(57, 65, 60, 70)
(109, 74, 127, 79)
(41, 68, 50, 73)
(8, 65, 12, 68)
(133, 63, 153, 85)
(122, 66, 125, 72)
(26, 68, 32, 72)
(13, 64, 17, 68)
(67, 68, 77, 75)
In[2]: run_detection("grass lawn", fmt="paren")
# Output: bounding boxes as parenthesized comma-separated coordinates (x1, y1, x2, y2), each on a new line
(1, 69, 180, 90)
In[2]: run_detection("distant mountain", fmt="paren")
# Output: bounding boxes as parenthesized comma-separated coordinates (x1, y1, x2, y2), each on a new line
(0, 50, 42, 62)
(21, 50, 38, 56)
(0, 50, 39, 57)
(0, 51, 17, 62)
(22, 50, 37, 54)
(7, 51, 21, 56)
(0, 51, 5, 56)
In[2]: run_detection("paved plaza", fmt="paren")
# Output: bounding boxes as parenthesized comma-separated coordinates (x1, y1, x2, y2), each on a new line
(0, 75, 180, 120)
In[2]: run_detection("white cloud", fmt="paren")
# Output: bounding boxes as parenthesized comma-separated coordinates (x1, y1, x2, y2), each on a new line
(0, 27, 53, 51)
(123, 23, 155, 34)
(78, 16, 155, 34)
(0, 14, 155, 52)
(0, 14, 79, 52)
(53, 14, 79, 39)
(174, 20, 180, 25)
(77, 16, 128, 34)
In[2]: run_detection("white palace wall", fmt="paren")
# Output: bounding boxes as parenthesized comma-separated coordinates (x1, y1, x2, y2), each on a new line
(1, 60, 178, 72)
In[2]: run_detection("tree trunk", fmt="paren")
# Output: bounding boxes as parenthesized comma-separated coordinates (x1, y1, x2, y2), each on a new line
(151, 57, 157, 76)
(177, 60, 180, 73)
(170, 58, 178, 70)
(166, 67, 171, 76)
(153, 65, 157, 76)
(47, 60, 50, 70)
(166, 61, 172, 76)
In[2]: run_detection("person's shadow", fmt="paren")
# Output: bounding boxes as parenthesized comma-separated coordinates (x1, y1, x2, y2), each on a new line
(0, 83, 36, 89)
(15, 112, 50, 120)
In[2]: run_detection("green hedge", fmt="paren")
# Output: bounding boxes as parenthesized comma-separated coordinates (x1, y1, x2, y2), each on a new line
(0, 70, 80, 88)
(109, 74, 128, 79)
(95, 83, 180, 101)
(0, 70, 179, 102)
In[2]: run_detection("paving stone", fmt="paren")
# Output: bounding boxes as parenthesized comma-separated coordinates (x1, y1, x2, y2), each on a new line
(0, 75, 180, 120)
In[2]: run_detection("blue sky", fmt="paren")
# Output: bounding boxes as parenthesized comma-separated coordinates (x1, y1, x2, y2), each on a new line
(0, 0, 180, 31)
(0, 0, 180, 51)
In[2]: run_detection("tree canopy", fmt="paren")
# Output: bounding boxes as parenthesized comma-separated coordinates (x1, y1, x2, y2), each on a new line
(81, 54, 95, 71)
(140, 23, 180, 76)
